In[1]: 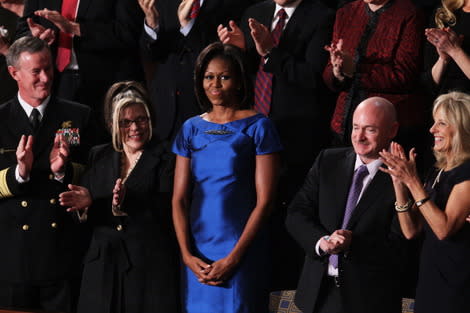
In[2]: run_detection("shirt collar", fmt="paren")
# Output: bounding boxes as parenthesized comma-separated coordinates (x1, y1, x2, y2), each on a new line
(274, 0, 302, 20)
(17, 93, 50, 119)
(354, 155, 383, 179)
(365, 0, 394, 16)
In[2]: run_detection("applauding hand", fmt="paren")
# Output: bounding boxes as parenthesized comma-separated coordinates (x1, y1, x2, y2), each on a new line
(16, 135, 34, 180)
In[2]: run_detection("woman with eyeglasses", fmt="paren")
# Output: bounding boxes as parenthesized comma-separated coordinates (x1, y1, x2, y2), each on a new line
(59, 82, 179, 313)
(380, 91, 470, 313)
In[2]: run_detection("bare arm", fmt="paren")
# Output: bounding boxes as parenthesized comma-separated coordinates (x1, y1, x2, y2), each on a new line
(437, 28, 470, 81)
(172, 155, 212, 282)
(425, 27, 470, 85)
(380, 143, 423, 239)
(380, 143, 470, 240)
(204, 153, 280, 284)
(407, 178, 470, 240)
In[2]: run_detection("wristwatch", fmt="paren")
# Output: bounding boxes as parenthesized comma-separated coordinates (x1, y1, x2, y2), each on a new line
(415, 196, 430, 207)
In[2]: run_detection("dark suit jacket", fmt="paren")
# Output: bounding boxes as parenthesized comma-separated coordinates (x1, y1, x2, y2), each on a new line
(77, 139, 178, 313)
(0, 96, 92, 283)
(286, 148, 406, 313)
(240, 0, 334, 168)
(0, 8, 18, 104)
(17, 0, 144, 108)
(140, 0, 255, 140)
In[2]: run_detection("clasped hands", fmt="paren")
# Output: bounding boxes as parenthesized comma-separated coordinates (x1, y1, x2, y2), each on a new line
(184, 254, 238, 286)
(320, 229, 352, 255)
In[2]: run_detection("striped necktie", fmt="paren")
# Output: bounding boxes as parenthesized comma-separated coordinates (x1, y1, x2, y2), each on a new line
(190, 0, 200, 19)
(56, 0, 79, 72)
(254, 9, 287, 116)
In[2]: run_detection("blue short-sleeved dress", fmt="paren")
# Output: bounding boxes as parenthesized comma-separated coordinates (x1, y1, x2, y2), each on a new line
(172, 113, 282, 313)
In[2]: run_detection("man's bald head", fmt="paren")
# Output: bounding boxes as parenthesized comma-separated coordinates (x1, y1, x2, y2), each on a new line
(351, 97, 399, 163)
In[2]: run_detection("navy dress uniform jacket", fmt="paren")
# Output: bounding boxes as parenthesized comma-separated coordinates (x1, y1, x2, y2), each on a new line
(0, 96, 93, 283)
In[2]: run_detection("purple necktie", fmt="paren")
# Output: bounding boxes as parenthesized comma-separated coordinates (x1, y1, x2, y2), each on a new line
(329, 164, 369, 269)
(254, 9, 287, 116)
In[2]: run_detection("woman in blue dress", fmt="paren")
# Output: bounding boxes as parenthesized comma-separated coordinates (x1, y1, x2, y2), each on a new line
(172, 42, 282, 313)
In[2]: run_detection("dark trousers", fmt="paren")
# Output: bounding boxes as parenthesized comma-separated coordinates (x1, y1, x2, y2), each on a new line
(313, 276, 343, 313)
(0, 280, 75, 312)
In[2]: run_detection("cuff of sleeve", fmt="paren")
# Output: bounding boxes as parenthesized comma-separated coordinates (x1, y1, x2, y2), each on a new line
(315, 236, 329, 257)
(180, 19, 194, 37)
(1, 167, 19, 198)
(15, 165, 30, 184)
(144, 21, 159, 40)
(76, 207, 88, 222)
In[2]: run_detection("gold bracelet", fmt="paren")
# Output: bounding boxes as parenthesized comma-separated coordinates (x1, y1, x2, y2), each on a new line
(395, 199, 413, 213)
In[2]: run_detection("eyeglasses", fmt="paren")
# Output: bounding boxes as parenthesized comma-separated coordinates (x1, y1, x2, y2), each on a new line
(118, 116, 149, 128)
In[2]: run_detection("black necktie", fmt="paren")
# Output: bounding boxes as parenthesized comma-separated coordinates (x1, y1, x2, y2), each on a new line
(30, 108, 40, 132)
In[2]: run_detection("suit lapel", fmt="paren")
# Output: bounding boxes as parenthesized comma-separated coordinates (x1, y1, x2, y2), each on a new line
(280, 0, 309, 44)
(346, 168, 391, 229)
(330, 150, 356, 229)
(77, 0, 92, 19)
(124, 142, 162, 188)
(111, 149, 121, 182)
(260, 1, 276, 28)
(7, 98, 34, 138)
(33, 98, 63, 158)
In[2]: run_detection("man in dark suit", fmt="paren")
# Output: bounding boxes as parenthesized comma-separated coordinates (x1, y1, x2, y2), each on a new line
(0, 1, 23, 103)
(286, 97, 407, 313)
(0, 36, 92, 312)
(218, 0, 335, 289)
(138, 0, 254, 140)
(16, 0, 145, 143)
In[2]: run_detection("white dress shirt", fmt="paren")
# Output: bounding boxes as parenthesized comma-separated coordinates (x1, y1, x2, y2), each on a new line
(15, 94, 50, 183)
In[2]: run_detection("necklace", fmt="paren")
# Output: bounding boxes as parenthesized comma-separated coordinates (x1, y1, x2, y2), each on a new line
(112, 150, 143, 217)
(431, 169, 443, 189)
(121, 150, 143, 184)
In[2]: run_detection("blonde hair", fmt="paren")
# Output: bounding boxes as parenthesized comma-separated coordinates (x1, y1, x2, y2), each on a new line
(435, 0, 464, 28)
(111, 96, 153, 152)
(103, 81, 149, 133)
(432, 91, 470, 170)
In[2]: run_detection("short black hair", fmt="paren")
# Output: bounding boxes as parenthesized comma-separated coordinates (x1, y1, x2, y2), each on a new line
(194, 42, 253, 112)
